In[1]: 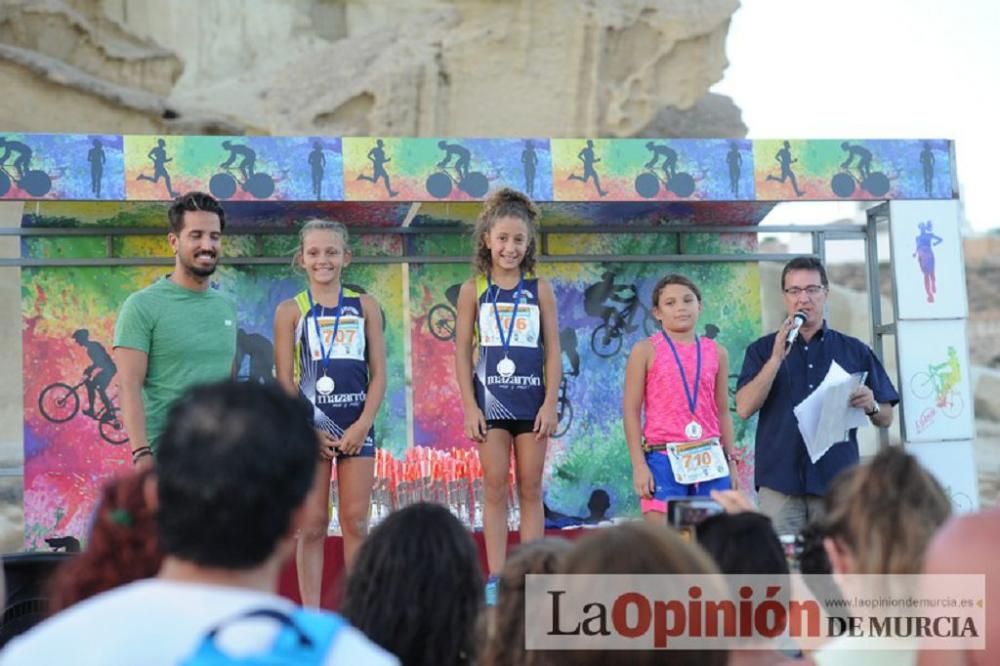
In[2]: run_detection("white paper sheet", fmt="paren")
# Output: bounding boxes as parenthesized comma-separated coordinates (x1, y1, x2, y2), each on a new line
(793, 362, 869, 463)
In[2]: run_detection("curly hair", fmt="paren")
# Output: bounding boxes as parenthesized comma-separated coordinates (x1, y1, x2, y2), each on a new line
(481, 538, 572, 666)
(341, 502, 483, 665)
(45, 470, 163, 615)
(473, 188, 540, 275)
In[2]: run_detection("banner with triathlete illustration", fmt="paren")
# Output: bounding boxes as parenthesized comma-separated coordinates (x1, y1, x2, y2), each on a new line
(407, 204, 763, 519)
(20, 199, 763, 544)
(551, 138, 757, 202)
(752, 139, 954, 201)
(124, 135, 344, 202)
(0, 133, 125, 200)
(896, 319, 975, 443)
(343, 137, 553, 202)
(20, 202, 407, 548)
(0, 133, 958, 202)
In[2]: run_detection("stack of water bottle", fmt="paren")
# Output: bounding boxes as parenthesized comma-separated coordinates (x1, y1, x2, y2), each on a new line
(327, 446, 521, 534)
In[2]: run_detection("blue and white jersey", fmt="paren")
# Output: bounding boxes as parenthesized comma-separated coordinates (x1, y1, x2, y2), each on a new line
(294, 289, 374, 445)
(474, 275, 546, 420)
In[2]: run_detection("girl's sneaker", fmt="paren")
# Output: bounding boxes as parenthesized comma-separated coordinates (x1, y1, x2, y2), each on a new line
(485, 574, 500, 607)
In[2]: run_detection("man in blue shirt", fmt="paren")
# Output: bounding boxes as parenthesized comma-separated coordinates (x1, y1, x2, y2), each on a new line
(735, 257, 898, 537)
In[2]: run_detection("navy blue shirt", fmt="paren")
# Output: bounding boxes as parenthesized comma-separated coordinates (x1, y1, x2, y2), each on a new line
(736, 323, 899, 496)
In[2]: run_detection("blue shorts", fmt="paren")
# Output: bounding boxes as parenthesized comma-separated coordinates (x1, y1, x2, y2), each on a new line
(641, 451, 731, 514)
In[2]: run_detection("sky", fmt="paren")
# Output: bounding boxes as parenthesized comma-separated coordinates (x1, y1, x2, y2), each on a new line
(713, 0, 1000, 234)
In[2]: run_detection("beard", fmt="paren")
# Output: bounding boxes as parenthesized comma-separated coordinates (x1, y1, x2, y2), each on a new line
(180, 252, 218, 278)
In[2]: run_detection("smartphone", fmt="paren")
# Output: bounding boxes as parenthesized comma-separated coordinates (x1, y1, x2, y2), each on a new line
(665, 497, 724, 542)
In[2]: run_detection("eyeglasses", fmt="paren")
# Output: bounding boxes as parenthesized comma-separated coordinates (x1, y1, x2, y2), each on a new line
(783, 285, 826, 296)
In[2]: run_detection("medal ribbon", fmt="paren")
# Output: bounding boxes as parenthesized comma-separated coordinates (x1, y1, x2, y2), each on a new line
(307, 286, 344, 376)
(487, 273, 523, 360)
(661, 332, 701, 419)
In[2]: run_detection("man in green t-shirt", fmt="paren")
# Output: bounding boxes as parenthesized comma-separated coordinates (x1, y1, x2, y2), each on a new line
(114, 191, 237, 469)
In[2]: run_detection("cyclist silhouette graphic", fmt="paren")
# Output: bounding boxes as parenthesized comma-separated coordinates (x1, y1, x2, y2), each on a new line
(568, 139, 607, 196)
(136, 138, 178, 197)
(644, 141, 678, 180)
(585, 271, 657, 356)
(87, 138, 106, 198)
(914, 220, 944, 303)
(521, 139, 538, 197)
(308, 141, 326, 200)
(220, 141, 257, 182)
(635, 142, 694, 198)
(427, 141, 488, 197)
(840, 141, 873, 181)
(726, 142, 742, 197)
(0, 137, 33, 179)
(71, 329, 117, 418)
(553, 327, 580, 438)
(585, 270, 636, 329)
(436, 140, 471, 181)
(831, 142, 889, 197)
(920, 141, 936, 196)
(765, 140, 805, 196)
(356, 138, 398, 197)
(0, 137, 50, 197)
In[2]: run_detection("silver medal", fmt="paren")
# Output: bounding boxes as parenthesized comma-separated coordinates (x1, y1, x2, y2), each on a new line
(684, 420, 703, 441)
(316, 375, 336, 395)
(497, 357, 516, 378)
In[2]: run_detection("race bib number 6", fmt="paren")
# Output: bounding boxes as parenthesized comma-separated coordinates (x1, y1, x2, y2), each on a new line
(478, 303, 540, 348)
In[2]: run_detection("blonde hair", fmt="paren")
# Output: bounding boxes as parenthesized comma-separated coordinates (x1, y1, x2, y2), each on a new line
(473, 188, 539, 275)
(818, 446, 951, 574)
(292, 218, 350, 270)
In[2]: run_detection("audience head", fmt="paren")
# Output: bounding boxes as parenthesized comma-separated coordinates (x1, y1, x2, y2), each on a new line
(46, 469, 162, 614)
(696, 512, 788, 575)
(549, 522, 726, 666)
(816, 446, 951, 575)
(342, 502, 482, 666)
(484, 538, 572, 666)
(155, 381, 316, 570)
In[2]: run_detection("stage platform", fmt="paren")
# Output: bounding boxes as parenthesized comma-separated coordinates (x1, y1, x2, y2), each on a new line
(277, 527, 595, 610)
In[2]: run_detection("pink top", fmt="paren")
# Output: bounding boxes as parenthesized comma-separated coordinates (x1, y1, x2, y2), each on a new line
(643, 333, 721, 443)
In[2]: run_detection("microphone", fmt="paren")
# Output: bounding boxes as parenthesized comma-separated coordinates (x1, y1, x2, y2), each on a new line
(786, 310, 808, 346)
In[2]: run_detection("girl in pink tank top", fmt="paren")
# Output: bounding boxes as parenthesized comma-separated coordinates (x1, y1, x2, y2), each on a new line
(623, 274, 737, 522)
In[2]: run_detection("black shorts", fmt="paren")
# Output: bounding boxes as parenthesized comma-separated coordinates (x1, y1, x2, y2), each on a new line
(486, 419, 535, 438)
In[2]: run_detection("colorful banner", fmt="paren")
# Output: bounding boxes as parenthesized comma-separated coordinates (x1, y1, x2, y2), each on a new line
(408, 226, 762, 517)
(124, 135, 344, 202)
(0, 133, 124, 200)
(19, 200, 763, 543)
(0, 133, 958, 202)
(21, 205, 407, 548)
(552, 139, 756, 202)
(753, 139, 953, 201)
(343, 137, 552, 202)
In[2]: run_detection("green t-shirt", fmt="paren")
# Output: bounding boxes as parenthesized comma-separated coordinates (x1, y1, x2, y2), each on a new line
(114, 277, 237, 450)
